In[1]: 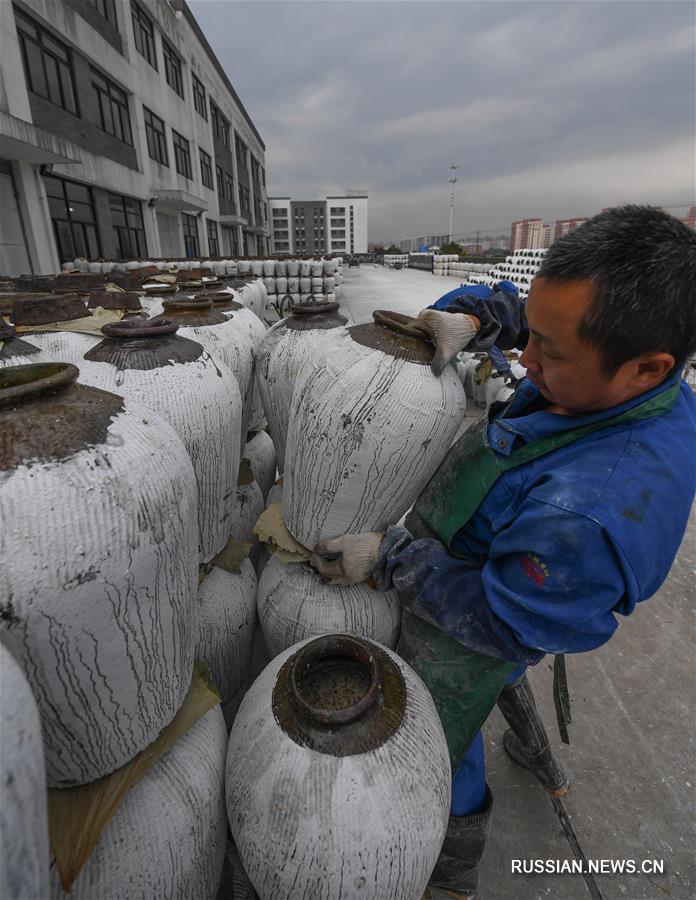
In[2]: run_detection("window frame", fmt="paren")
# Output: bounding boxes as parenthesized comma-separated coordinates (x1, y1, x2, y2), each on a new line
(91, 68, 132, 144)
(162, 37, 183, 98)
(182, 212, 200, 257)
(224, 173, 235, 206)
(43, 174, 101, 261)
(108, 191, 147, 259)
(143, 106, 168, 165)
(215, 164, 224, 197)
(15, 9, 79, 115)
(206, 218, 219, 256)
(131, 2, 157, 69)
(88, 0, 117, 25)
(199, 148, 213, 190)
(210, 101, 230, 149)
(192, 72, 207, 119)
(172, 130, 192, 179)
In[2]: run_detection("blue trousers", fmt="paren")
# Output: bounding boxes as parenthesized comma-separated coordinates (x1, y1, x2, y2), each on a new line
(450, 663, 526, 816)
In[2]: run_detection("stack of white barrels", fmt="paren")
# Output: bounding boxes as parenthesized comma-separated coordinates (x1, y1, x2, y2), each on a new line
(254, 257, 343, 305)
(433, 255, 495, 277)
(459, 248, 547, 298)
(383, 253, 409, 267)
(1, 285, 462, 898)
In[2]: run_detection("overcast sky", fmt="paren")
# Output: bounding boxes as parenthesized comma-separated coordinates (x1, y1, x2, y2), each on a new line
(189, 0, 695, 243)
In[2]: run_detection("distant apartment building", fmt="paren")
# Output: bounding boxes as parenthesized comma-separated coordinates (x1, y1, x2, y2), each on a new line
(0, 0, 268, 275)
(554, 218, 588, 242)
(683, 206, 696, 230)
(509, 219, 551, 252)
(269, 194, 368, 255)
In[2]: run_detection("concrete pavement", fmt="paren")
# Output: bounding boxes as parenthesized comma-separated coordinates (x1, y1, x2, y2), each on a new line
(336, 263, 696, 900)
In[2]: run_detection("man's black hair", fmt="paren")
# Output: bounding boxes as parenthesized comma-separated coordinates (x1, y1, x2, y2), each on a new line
(537, 205, 696, 375)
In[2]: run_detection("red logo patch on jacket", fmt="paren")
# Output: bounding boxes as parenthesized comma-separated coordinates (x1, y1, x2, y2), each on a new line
(522, 554, 549, 587)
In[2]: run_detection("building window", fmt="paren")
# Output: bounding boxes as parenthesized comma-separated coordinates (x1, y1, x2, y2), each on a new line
(162, 38, 183, 97)
(172, 130, 192, 178)
(239, 185, 250, 217)
(223, 224, 239, 257)
(44, 174, 100, 261)
(331, 230, 346, 238)
(330, 218, 345, 227)
(224, 173, 236, 207)
(108, 192, 147, 258)
(215, 165, 224, 197)
(91, 69, 132, 144)
(235, 135, 247, 173)
(88, 0, 117, 25)
(272, 208, 287, 218)
(330, 207, 344, 215)
(210, 102, 230, 148)
(206, 219, 219, 256)
(131, 2, 157, 68)
(192, 73, 207, 119)
(200, 149, 213, 189)
(332, 241, 345, 249)
(143, 107, 168, 165)
(15, 10, 78, 114)
(261, 166, 266, 187)
(182, 213, 200, 257)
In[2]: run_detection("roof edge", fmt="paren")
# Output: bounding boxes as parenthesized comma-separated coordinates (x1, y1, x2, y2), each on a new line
(180, 1, 265, 152)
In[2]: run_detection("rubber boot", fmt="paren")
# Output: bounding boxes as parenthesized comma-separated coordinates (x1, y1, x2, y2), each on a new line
(427, 786, 493, 899)
(496, 674, 570, 797)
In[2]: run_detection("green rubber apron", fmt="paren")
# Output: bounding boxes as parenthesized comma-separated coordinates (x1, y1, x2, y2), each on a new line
(400, 381, 680, 769)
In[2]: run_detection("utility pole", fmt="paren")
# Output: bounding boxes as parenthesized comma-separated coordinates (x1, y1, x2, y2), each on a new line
(448, 163, 459, 243)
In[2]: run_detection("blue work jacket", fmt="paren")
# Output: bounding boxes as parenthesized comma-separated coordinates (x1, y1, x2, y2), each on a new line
(374, 370, 696, 665)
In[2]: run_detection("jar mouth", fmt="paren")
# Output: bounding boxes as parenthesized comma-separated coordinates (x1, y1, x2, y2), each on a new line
(292, 301, 340, 318)
(272, 634, 406, 756)
(288, 635, 380, 726)
(0, 362, 78, 407)
(101, 318, 178, 339)
(162, 298, 213, 312)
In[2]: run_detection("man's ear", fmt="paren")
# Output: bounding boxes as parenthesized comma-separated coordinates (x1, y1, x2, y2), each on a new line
(629, 352, 676, 389)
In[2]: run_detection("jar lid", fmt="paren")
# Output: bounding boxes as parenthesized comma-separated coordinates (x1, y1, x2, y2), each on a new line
(11, 294, 90, 326)
(348, 309, 434, 365)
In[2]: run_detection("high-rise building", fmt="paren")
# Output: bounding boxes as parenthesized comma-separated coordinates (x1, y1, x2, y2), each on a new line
(683, 206, 696, 230)
(269, 194, 368, 254)
(509, 219, 549, 252)
(553, 218, 588, 242)
(0, 0, 268, 275)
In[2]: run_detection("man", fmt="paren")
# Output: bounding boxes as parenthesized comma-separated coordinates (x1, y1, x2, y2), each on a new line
(311, 206, 696, 898)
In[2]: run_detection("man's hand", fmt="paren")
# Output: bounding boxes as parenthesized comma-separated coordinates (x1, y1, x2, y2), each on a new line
(309, 532, 384, 586)
(414, 310, 480, 375)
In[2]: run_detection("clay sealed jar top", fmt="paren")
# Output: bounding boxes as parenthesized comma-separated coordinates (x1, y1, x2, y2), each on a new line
(0, 362, 124, 470)
(154, 298, 227, 328)
(192, 292, 243, 313)
(11, 294, 90, 327)
(87, 291, 142, 311)
(348, 309, 434, 365)
(272, 634, 405, 757)
(0, 321, 41, 360)
(85, 318, 205, 371)
(284, 301, 348, 332)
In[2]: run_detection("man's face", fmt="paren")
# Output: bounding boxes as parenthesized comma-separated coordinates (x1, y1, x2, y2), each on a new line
(520, 277, 651, 414)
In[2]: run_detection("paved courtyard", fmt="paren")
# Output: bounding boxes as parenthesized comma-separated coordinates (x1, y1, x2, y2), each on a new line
(334, 263, 695, 900)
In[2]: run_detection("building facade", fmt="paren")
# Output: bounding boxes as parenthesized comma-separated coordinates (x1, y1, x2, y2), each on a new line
(0, 0, 268, 275)
(553, 217, 588, 242)
(269, 194, 368, 255)
(509, 218, 551, 252)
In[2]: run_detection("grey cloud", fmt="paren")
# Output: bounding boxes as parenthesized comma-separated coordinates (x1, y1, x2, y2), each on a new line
(189, 0, 695, 241)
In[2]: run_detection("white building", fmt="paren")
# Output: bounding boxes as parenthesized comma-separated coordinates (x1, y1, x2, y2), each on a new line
(0, 0, 268, 275)
(269, 194, 368, 255)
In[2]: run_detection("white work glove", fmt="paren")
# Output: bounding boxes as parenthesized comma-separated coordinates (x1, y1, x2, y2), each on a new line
(414, 309, 480, 375)
(309, 532, 384, 586)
